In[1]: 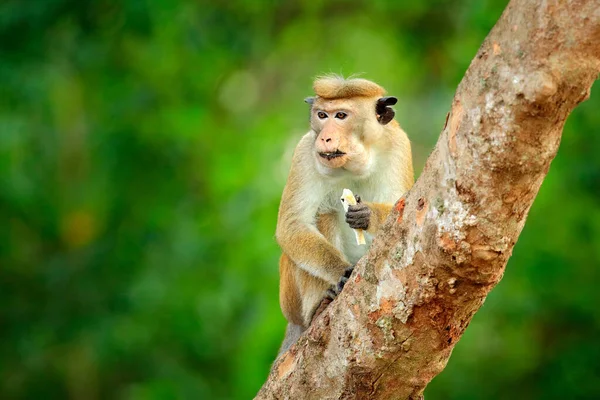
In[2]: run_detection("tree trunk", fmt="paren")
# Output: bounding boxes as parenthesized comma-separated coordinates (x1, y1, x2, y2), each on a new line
(257, 0, 600, 398)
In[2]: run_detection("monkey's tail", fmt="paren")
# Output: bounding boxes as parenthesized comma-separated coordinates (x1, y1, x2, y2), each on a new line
(277, 323, 305, 357)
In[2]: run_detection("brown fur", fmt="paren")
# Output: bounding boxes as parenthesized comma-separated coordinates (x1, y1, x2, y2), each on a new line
(278, 254, 303, 326)
(275, 76, 414, 356)
(313, 74, 386, 99)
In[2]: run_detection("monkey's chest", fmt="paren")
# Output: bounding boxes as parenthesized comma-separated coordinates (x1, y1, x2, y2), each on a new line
(316, 185, 381, 265)
(315, 209, 371, 265)
(338, 213, 373, 264)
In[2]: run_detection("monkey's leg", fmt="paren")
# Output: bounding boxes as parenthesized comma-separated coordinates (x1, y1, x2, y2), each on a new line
(279, 253, 304, 326)
(279, 254, 329, 353)
(292, 267, 331, 326)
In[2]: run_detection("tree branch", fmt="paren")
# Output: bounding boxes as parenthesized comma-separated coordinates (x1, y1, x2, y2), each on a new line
(258, 0, 600, 398)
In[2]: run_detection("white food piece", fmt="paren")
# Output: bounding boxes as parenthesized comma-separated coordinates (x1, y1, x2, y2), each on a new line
(340, 188, 366, 245)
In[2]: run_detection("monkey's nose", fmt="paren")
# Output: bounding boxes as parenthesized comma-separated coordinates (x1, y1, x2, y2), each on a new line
(322, 137, 332, 143)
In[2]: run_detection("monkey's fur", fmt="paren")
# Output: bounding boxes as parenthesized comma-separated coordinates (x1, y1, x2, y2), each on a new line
(276, 75, 414, 355)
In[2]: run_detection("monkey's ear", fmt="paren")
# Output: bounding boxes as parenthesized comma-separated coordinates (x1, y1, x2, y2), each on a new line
(376, 96, 398, 125)
(305, 97, 315, 121)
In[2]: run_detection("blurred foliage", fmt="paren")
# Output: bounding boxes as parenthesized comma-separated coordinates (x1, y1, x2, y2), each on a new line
(1, 0, 599, 399)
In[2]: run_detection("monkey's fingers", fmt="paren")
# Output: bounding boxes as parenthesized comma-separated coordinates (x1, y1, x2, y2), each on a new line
(335, 265, 355, 293)
(346, 208, 370, 230)
(350, 221, 368, 230)
(321, 266, 355, 319)
(348, 203, 367, 210)
(325, 287, 337, 300)
(343, 266, 354, 278)
(345, 208, 370, 219)
(336, 275, 348, 293)
(347, 204, 370, 214)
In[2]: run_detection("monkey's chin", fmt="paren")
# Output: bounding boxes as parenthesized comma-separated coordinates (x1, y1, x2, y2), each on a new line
(316, 154, 348, 169)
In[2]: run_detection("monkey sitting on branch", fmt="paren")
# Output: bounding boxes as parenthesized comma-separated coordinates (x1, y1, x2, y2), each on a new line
(276, 75, 414, 354)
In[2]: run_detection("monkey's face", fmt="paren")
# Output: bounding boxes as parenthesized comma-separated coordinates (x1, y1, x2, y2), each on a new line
(311, 98, 376, 174)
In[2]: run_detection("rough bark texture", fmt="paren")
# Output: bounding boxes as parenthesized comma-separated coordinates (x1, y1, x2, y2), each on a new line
(257, 1, 600, 399)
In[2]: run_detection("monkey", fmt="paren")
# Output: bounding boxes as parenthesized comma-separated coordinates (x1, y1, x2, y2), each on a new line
(275, 75, 414, 356)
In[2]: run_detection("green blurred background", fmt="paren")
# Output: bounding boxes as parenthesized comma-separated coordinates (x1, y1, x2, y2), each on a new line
(1, 0, 599, 399)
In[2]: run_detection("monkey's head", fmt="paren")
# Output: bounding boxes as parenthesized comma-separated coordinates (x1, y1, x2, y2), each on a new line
(306, 76, 398, 174)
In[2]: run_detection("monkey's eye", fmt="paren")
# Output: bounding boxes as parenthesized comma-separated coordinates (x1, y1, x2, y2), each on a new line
(335, 112, 347, 120)
(317, 111, 328, 119)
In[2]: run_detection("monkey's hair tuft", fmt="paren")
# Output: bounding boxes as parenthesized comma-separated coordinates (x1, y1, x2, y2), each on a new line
(313, 74, 386, 99)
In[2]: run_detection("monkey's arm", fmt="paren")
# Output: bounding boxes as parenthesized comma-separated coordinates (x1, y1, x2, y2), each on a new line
(276, 149, 351, 285)
(346, 201, 393, 235)
(364, 202, 393, 234)
(277, 213, 351, 285)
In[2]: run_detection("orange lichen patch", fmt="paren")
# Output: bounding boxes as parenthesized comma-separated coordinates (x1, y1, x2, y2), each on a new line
(368, 310, 381, 322)
(380, 298, 396, 315)
(354, 273, 362, 284)
(368, 298, 396, 323)
(416, 198, 429, 226)
(276, 351, 296, 379)
(493, 42, 502, 55)
(395, 199, 406, 223)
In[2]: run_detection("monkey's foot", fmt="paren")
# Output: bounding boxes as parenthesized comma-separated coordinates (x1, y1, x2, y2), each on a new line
(312, 267, 354, 324)
(325, 266, 355, 300)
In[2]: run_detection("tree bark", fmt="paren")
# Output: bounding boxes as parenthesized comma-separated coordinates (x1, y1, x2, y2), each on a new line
(257, 0, 600, 398)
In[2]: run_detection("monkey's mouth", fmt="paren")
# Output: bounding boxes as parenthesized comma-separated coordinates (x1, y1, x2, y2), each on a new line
(318, 150, 346, 160)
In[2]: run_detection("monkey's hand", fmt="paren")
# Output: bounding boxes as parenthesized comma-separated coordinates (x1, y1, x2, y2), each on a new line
(325, 266, 354, 301)
(345, 195, 371, 230)
(312, 267, 355, 324)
